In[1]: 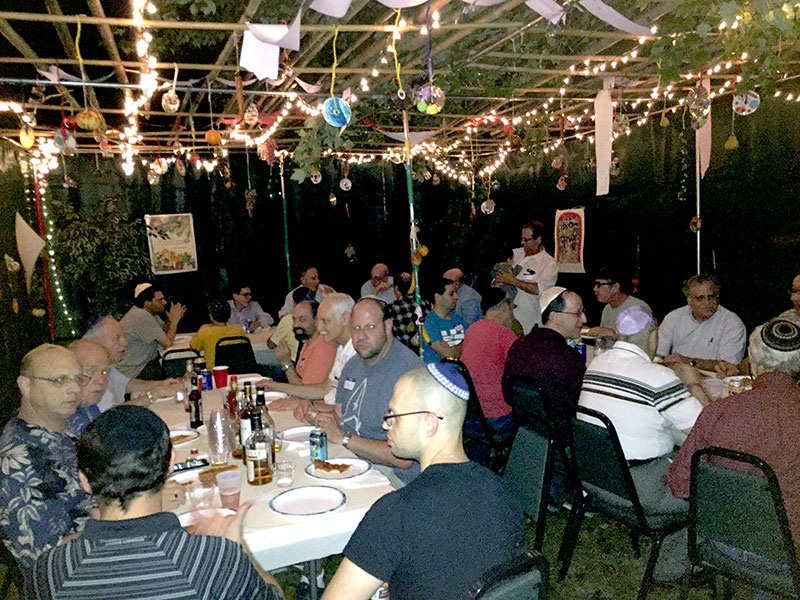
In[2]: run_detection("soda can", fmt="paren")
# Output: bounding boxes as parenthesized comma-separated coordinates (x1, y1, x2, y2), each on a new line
(200, 369, 213, 391)
(309, 428, 328, 462)
(575, 343, 587, 362)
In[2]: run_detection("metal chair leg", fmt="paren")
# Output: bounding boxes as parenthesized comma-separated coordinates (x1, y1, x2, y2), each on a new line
(629, 531, 642, 558)
(557, 493, 585, 579)
(638, 535, 664, 600)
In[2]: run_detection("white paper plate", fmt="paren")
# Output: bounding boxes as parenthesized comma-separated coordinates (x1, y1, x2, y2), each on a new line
(305, 457, 372, 480)
(170, 429, 200, 445)
(179, 507, 235, 531)
(269, 485, 346, 516)
(262, 391, 289, 403)
(281, 425, 315, 443)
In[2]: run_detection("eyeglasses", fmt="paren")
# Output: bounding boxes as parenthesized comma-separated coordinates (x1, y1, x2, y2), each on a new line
(383, 410, 444, 427)
(555, 309, 585, 317)
(26, 374, 89, 387)
(790, 289, 800, 295)
(83, 368, 110, 379)
(352, 323, 382, 333)
(690, 294, 718, 302)
(521, 237, 535, 243)
(593, 281, 614, 288)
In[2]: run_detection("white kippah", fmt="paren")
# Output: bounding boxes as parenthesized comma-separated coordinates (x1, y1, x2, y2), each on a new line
(134, 283, 153, 298)
(539, 286, 567, 314)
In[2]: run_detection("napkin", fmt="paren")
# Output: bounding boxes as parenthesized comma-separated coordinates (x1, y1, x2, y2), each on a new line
(338, 470, 391, 489)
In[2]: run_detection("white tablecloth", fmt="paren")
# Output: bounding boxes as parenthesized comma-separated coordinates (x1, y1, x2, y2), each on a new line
(151, 385, 393, 571)
(165, 331, 279, 367)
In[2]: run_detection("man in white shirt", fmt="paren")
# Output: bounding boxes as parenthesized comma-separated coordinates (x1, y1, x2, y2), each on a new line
(279, 266, 334, 318)
(657, 273, 746, 371)
(360, 263, 396, 304)
(495, 220, 558, 333)
(227, 283, 273, 332)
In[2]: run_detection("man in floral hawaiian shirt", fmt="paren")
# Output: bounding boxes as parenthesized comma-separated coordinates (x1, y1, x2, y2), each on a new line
(0, 344, 96, 569)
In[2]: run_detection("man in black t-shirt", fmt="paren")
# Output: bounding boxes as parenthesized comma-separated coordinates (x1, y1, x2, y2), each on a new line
(322, 363, 524, 600)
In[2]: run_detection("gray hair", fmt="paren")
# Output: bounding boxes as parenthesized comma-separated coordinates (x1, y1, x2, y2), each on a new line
(322, 293, 355, 319)
(748, 325, 800, 377)
(617, 320, 658, 351)
(682, 273, 720, 298)
(82, 315, 114, 342)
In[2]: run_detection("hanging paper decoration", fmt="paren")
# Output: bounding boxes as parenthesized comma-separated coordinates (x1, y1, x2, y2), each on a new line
(578, 0, 650, 35)
(689, 85, 711, 130)
(323, 97, 351, 127)
(19, 125, 35, 149)
(390, 10, 406, 99)
(415, 85, 446, 115)
(594, 79, 613, 196)
(525, 0, 565, 24)
(695, 78, 712, 178)
(310, 168, 322, 184)
(162, 64, 181, 113)
(732, 90, 760, 115)
(244, 103, 260, 127)
(554, 208, 586, 273)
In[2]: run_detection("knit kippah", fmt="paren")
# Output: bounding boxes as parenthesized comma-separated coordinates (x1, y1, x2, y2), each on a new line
(426, 363, 470, 401)
(760, 319, 800, 352)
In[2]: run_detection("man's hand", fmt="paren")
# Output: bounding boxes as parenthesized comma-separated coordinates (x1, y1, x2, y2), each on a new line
(268, 396, 302, 412)
(152, 379, 182, 397)
(375, 281, 391, 293)
(274, 339, 292, 365)
(293, 399, 314, 422)
(167, 302, 186, 323)
(662, 353, 689, 366)
(585, 326, 616, 340)
(715, 360, 740, 377)
(315, 412, 345, 444)
(191, 501, 252, 544)
(668, 361, 702, 385)
(162, 480, 187, 510)
(494, 270, 517, 286)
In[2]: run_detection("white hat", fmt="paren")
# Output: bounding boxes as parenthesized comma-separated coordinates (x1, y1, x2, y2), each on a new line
(539, 286, 567, 314)
(616, 306, 654, 335)
(134, 283, 153, 298)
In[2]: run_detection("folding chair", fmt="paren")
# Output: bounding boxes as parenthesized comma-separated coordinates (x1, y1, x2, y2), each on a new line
(441, 358, 516, 473)
(558, 406, 690, 600)
(680, 447, 800, 600)
(214, 336, 262, 375)
(161, 348, 200, 379)
(467, 549, 550, 600)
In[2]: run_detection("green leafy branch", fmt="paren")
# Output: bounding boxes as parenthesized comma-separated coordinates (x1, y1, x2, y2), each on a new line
(291, 116, 354, 183)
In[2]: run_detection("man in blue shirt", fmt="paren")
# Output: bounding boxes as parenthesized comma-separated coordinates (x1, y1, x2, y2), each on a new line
(443, 268, 483, 327)
(420, 278, 466, 364)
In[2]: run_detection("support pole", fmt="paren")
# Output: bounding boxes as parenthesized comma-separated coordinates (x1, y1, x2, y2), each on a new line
(402, 110, 422, 309)
(695, 136, 701, 274)
(279, 156, 291, 291)
(32, 167, 56, 339)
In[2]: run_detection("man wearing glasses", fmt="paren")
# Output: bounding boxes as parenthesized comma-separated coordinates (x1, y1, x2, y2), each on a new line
(65, 340, 111, 437)
(228, 282, 273, 332)
(657, 273, 746, 372)
(322, 363, 524, 600)
(585, 266, 653, 340)
(0, 344, 96, 569)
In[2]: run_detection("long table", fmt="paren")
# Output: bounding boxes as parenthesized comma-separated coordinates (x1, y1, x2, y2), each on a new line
(151, 384, 393, 577)
(165, 330, 279, 366)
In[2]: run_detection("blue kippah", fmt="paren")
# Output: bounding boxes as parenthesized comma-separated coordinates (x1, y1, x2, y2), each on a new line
(426, 363, 470, 401)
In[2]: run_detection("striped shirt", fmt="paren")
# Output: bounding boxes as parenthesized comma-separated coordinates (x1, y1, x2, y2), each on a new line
(578, 341, 702, 460)
(26, 512, 281, 600)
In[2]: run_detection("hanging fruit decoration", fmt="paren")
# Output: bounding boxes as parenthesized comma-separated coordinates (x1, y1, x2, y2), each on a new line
(725, 134, 739, 150)
(205, 128, 221, 145)
(62, 115, 78, 130)
(660, 112, 670, 127)
(76, 108, 103, 131)
(19, 125, 35, 149)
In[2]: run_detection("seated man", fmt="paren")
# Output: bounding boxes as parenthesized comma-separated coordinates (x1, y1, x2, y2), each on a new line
(322, 363, 524, 600)
(585, 266, 653, 340)
(190, 299, 246, 368)
(657, 273, 746, 371)
(778, 273, 800, 324)
(66, 340, 111, 437)
(420, 278, 466, 364)
(385, 272, 430, 353)
(0, 344, 96, 569)
(443, 267, 483, 328)
(268, 286, 313, 364)
(228, 282, 274, 332)
(26, 405, 283, 599)
(461, 288, 518, 437)
(315, 298, 423, 487)
(668, 318, 800, 545)
(360, 262, 396, 304)
(503, 286, 587, 444)
(277, 299, 337, 386)
(279, 266, 334, 318)
(117, 283, 186, 379)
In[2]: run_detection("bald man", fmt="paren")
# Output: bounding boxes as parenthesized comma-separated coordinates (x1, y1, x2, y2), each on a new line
(0, 344, 96, 569)
(360, 263, 396, 304)
(322, 364, 524, 600)
(66, 340, 111, 437)
(443, 268, 483, 327)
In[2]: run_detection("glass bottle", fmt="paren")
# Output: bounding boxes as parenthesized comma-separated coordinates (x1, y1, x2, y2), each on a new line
(188, 376, 203, 429)
(182, 359, 194, 412)
(226, 375, 239, 420)
(245, 412, 273, 485)
(255, 390, 277, 463)
(239, 386, 255, 465)
(231, 385, 247, 460)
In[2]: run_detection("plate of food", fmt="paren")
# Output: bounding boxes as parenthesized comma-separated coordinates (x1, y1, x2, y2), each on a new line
(179, 507, 236, 534)
(281, 425, 315, 443)
(269, 485, 346, 516)
(304, 458, 372, 480)
(170, 429, 200, 445)
(170, 463, 238, 488)
(723, 375, 754, 391)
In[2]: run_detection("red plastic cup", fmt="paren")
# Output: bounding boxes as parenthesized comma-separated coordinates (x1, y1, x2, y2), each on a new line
(212, 366, 229, 389)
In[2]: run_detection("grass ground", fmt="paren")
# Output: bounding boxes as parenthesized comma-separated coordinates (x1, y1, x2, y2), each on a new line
(1, 509, 760, 599)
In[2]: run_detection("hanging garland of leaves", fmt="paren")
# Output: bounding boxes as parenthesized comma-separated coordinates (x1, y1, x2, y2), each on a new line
(291, 116, 354, 183)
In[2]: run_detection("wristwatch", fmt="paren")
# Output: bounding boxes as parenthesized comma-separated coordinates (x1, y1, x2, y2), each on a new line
(689, 359, 697, 367)
(281, 362, 293, 371)
(341, 433, 352, 448)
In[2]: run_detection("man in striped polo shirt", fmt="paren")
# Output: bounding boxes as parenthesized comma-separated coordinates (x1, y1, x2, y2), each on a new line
(26, 405, 283, 600)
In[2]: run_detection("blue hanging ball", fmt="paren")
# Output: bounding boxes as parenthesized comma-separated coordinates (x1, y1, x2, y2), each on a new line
(322, 97, 352, 128)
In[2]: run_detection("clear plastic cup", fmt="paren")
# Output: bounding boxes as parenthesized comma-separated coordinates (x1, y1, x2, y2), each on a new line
(274, 462, 295, 488)
(216, 470, 241, 508)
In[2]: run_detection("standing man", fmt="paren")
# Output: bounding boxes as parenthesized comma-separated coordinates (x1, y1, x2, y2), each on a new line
(277, 300, 337, 386)
(117, 283, 186, 379)
(585, 266, 653, 339)
(315, 298, 423, 487)
(322, 363, 524, 600)
(385, 272, 430, 353)
(279, 266, 334, 318)
(443, 268, 483, 327)
(66, 340, 111, 437)
(420, 278, 466, 364)
(658, 273, 746, 371)
(0, 344, 95, 569)
(503, 286, 587, 443)
(228, 283, 274, 331)
(495, 220, 558, 333)
(360, 263, 396, 304)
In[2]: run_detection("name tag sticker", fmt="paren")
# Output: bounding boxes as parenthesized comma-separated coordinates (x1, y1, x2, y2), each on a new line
(344, 378, 356, 390)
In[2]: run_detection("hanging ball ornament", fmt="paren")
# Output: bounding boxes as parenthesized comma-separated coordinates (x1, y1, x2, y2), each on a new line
(147, 170, 160, 185)
(309, 168, 322, 184)
(322, 97, 352, 128)
(339, 178, 352, 191)
(725, 134, 739, 150)
(205, 129, 221, 145)
(76, 109, 103, 131)
(19, 125, 35, 149)
(54, 126, 68, 150)
(415, 85, 446, 115)
(732, 90, 760, 116)
(551, 156, 563, 170)
(480, 199, 495, 215)
(243, 104, 260, 127)
(175, 158, 186, 177)
(161, 90, 180, 113)
(689, 216, 702, 233)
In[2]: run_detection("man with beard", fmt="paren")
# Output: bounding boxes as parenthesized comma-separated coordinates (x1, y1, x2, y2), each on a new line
(315, 298, 423, 487)
(275, 300, 337, 385)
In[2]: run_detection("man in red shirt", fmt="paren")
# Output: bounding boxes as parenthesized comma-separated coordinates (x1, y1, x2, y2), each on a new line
(276, 300, 337, 386)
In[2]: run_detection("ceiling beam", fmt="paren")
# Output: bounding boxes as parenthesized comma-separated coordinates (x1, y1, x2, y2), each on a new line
(86, 0, 129, 85)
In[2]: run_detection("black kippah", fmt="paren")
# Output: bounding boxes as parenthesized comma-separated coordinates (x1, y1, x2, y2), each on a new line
(761, 319, 800, 352)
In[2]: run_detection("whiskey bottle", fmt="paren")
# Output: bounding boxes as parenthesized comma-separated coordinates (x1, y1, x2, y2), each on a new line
(245, 412, 272, 485)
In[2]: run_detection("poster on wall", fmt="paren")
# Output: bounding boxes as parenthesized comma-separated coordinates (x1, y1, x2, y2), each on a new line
(144, 213, 198, 275)
(554, 208, 585, 273)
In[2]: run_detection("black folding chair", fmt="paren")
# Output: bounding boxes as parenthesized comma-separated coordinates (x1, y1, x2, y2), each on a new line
(214, 336, 262, 375)
(467, 549, 550, 600)
(680, 447, 800, 600)
(558, 406, 691, 600)
(161, 348, 200, 379)
(441, 358, 516, 473)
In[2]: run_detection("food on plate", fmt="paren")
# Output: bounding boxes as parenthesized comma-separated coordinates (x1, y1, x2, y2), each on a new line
(313, 459, 351, 473)
(170, 433, 194, 445)
(198, 464, 238, 488)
